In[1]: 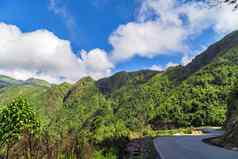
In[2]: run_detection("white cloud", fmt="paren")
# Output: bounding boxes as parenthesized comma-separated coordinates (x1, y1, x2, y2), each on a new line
(47, 0, 238, 77)
(181, 45, 209, 66)
(166, 62, 178, 68)
(177, 1, 238, 34)
(212, 5, 238, 33)
(150, 61, 178, 71)
(0, 23, 113, 83)
(108, 0, 238, 63)
(80, 49, 113, 79)
(181, 55, 193, 66)
(109, 21, 187, 62)
(2, 0, 238, 83)
(150, 64, 163, 71)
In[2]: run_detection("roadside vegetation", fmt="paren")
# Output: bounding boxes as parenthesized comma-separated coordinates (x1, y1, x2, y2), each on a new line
(205, 86, 238, 150)
(0, 30, 238, 158)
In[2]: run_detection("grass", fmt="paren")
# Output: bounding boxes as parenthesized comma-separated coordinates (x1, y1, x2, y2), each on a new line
(142, 128, 193, 137)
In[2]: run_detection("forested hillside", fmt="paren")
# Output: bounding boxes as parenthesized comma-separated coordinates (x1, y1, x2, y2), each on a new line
(104, 30, 238, 130)
(1, 30, 238, 158)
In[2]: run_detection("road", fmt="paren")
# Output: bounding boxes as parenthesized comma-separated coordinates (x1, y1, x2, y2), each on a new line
(154, 129, 238, 159)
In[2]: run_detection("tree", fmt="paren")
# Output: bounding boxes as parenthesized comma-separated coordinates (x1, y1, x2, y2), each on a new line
(0, 97, 40, 152)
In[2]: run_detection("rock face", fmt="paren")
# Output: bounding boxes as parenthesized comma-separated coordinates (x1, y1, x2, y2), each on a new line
(224, 124, 238, 148)
(223, 87, 238, 147)
(208, 87, 238, 149)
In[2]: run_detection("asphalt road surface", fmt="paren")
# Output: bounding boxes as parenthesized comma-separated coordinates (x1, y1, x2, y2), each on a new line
(154, 129, 238, 159)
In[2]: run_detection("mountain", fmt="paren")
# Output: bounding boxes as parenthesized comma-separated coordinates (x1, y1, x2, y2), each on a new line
(0, 75, 23, 88)
(0, 76, 51, 108)
(102, 30, 238, 130)
(24, 78, 51, 88)
(0, 77, 51, 118)
(1, 30, 238, 130)
(1, 30, 238, 158)
(154, 43, 238, 127)
(0, 83, 48, 106)
(178, 30, 238, 81)
(96, 70, 159, 94)
(38, 82, 72, 116)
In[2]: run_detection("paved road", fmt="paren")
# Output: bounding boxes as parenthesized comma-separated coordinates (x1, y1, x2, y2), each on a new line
(154, 129, 238, 159)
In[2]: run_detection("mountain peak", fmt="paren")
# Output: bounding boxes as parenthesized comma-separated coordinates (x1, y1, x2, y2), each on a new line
(177, 30, 238, 81)
(0, 75, 23, 88)
(96, 70, 159, 94)
(75, 76, 94, 86)
(25, 78, 51, 87)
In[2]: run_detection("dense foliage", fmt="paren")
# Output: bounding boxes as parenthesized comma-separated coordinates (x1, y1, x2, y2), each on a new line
(206, 86, 238, 148)
(108, 45, 238, 130)
(0, 97, 40, 145)
(1, 30, 238, 158)
(0, 97, 40, 158)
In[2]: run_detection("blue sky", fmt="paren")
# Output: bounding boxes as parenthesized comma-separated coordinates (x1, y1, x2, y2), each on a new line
(0, 0, 237, 83)
(0, 0, 137, 51)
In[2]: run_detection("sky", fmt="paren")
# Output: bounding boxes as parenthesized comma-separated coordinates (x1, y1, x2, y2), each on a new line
(0, 0, 238, 83)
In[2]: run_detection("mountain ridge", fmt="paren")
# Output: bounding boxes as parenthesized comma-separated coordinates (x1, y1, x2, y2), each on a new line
(1, 30, 238, 158)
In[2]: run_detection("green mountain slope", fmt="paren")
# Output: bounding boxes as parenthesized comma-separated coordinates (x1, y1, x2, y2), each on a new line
(25, 78, 51, 88)
(178, 30, 238, 81)
(58, 77, 117, 140)
(96, 70, 159, 94)
(1, 30, 238, 158)
(0, 75, 23, 88)
(159, 45, 238, 126)
(0, 31, 238, 131)
(0, 84, 48, 106)
(39, 82, 72, 116)
(105, 31, 238, 130)
(0, 77, 51, 112)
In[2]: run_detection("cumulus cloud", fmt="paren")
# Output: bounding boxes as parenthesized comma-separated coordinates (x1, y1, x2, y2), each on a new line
(150, 64, 163, 71)
(166, 62, 179, 68)
(109, 21, 187, 62)
(108, 0, 238, 63)
(150, 61, 178, 71)
(80, 49, 113, 79)
(181, 55, 193, 66)
(1, 0, 238, 83)
(47, 0, 238, 76)
(0, 23, 113, 83)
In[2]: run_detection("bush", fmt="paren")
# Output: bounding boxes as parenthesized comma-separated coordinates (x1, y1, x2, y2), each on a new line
(0, 97, 40, 154)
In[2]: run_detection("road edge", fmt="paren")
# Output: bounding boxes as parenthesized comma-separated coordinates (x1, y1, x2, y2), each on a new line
(153, 139, 165, 159)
